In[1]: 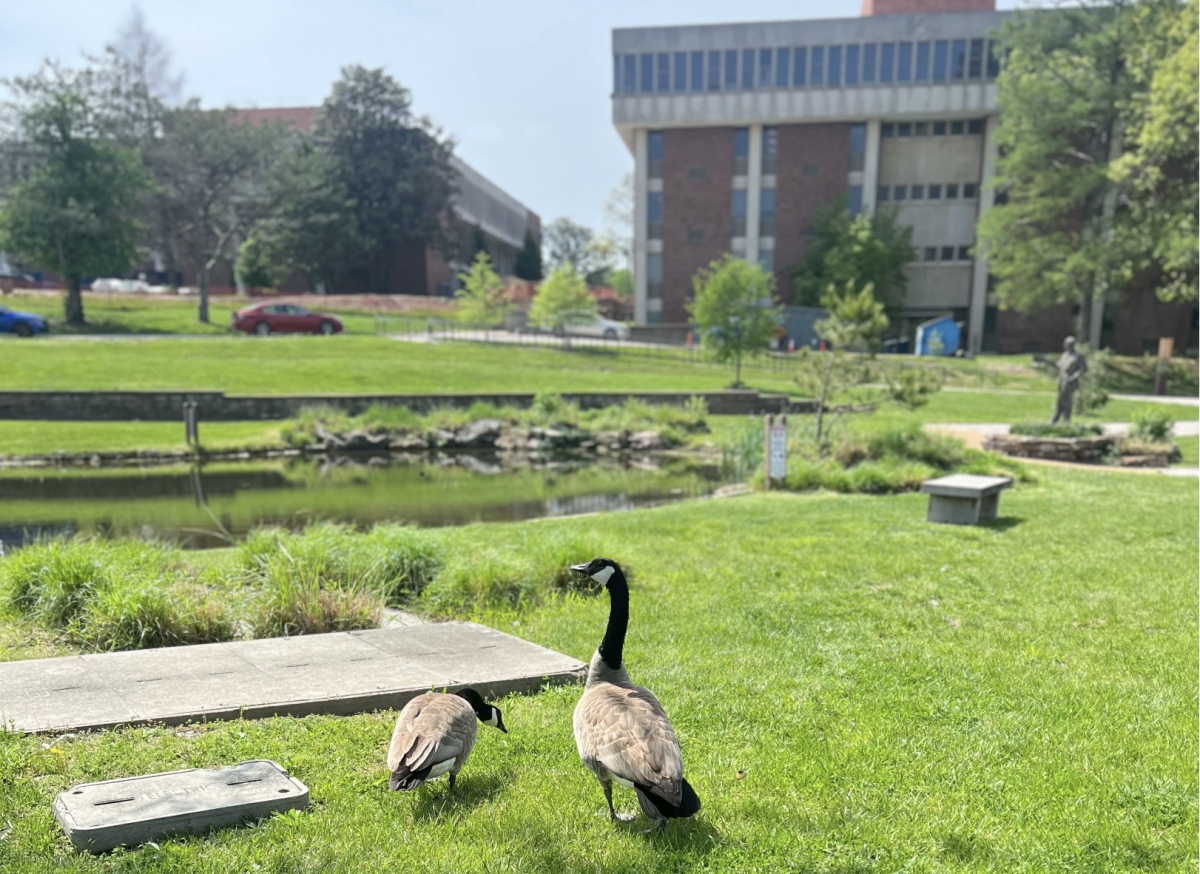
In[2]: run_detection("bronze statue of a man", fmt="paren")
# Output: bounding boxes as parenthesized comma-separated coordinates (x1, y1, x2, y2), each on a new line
(1052, 336, 1088, 424)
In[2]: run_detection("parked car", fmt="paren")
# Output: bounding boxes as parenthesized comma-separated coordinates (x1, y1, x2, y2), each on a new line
(231, 302, 344, 336)
(89, 278, 172, 293)
(555, 310, 630, 341)
(0, 307, 49, 337)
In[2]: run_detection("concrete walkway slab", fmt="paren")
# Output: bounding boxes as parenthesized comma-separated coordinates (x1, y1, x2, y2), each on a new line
(0, 622, 586, 734)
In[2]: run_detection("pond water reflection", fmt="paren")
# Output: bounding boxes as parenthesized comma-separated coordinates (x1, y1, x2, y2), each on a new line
(0, 453, 730, 549)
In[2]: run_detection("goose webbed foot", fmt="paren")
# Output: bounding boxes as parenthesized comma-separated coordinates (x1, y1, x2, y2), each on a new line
(640, 819, 666, 834)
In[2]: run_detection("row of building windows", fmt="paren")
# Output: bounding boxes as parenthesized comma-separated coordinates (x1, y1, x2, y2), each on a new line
(919, 245, 974, 263)
(883, 119, 984, 137)
(878, 182, 978, 203)
(615, 38, 1001, 96)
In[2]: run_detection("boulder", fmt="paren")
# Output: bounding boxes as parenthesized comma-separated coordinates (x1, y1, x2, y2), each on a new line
(454, 418, 506, 447)
(628, 430, 664, 451)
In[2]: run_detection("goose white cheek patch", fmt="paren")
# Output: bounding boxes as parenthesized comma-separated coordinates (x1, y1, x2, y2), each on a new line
(591, 566, 615, 585)
(485, 711, 500, 727)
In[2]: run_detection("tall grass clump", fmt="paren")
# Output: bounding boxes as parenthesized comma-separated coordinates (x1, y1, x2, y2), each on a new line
(0, 538, 235, 649)
(1010, 421, 1104, 438)
(247, 560, 383, 638)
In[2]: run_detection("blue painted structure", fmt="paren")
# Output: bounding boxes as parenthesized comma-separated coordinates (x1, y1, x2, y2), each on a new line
(915, 314, 960, 356)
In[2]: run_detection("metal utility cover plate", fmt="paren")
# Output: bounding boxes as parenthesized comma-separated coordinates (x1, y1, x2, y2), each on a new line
(54, 759, 308, 853)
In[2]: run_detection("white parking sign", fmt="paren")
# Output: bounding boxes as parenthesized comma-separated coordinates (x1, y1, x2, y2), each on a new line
(768, 424, 787, 479)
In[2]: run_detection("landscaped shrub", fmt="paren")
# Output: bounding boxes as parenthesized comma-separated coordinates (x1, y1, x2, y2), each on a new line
(1131, 407, 1174, 442)
(248, 561, 382, 638)
(1010, 421, 1105, 438)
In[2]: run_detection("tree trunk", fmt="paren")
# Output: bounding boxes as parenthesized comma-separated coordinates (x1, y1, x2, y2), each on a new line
(1091, 122, 1123, 349)
(734, 350, 742, 388)
(1078, 283, 1093, 346)
(64, 276, 85, 325)
(198, 262, 210, 324)
(815, 353, 835, 451)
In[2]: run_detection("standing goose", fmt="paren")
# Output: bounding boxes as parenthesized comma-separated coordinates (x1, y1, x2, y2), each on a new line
(570, 558, 701, 830)
(387, 688, 507, 792)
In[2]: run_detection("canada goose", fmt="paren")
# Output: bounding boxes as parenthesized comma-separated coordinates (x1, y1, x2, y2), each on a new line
(387, 688, 507, 792)
(570, 558, 701, 831)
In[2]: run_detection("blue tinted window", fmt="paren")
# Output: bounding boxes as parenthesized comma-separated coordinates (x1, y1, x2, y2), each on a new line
(811, 46, 825, 85)
(828, 46, 842, 86)
(848, 185, 863, 216)
(732, 189, 747, 219)
(674, 52, 687, 91)
(951, 40, 967, 79)
(759, 49, 772, 87)
(845, 45, 859, 85)
(862, 44, 876, 83)
(849, 123, 866, 155)
(691, 51, 704, 91)
(760, 188, 776, 218)
(933, 41, 948, 81)
(742, 49, 755, 88)
(647, 191, 662, 222)
(623, 55, 636, 94)
(916, 41, 930, 81)
(897, 43, 912, 82)
(647, 253, 662, 282)
(648, 131, 663, 160)
(734, 128, 749, 157)
(880, 43, 895, 82)
(725, 50, 738, 89)
(986, 40, 1001, 77)
(759, 249, 774, 274)
(640, 54, 653, 92)
(656, 53, 670, 91)
(968, 39, 984, 78)
(613, 55, 620, 93)
(794, 47, 807, 85)
(708, 51, 721, 90)
(776, 48, 790, 86)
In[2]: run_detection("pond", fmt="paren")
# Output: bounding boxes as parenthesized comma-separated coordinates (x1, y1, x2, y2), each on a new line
(0, 453, 731, 550)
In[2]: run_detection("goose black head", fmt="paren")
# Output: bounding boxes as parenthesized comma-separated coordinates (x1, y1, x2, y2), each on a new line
(455, 687, 508, 733)
(570, 558, 623, 588)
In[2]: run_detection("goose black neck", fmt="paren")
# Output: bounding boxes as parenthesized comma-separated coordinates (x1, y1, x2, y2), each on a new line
(455, 687, 487, 718)
(598, 569, 629, 670)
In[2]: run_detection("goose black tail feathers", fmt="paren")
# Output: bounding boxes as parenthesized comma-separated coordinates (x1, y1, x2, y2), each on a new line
(635, 778, 702, 820)
(389, 765, 432, 792)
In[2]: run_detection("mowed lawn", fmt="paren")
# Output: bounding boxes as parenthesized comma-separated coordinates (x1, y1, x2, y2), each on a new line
(0, 468, 1195, 872)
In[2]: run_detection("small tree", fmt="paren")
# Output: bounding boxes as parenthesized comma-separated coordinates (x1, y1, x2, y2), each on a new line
(529, 265, 594, 332)
(800, 280, 891, 448)
(687, 256, 781, 388)
(235, 236, 284, 290)
(454, 251, 510, 325)
(514, 230, 543, 281)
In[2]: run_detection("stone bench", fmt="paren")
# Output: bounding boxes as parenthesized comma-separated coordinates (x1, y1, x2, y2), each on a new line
(920, 474, 1013, 525)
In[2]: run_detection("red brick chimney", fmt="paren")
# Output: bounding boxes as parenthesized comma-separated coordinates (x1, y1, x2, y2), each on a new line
(861, 0, 995, 14)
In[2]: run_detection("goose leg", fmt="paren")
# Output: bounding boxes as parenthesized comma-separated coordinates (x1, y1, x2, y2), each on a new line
(600, 779, 636, 823)
(447, 773, 457, 792)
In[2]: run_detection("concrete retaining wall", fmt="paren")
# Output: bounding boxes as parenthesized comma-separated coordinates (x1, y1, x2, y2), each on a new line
(0, 390, 796, 422)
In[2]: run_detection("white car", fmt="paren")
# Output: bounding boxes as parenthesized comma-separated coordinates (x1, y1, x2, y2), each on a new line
(557, 311, 631, 341)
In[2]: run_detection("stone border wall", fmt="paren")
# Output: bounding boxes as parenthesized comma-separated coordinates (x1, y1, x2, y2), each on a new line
(0, 390, 799, 422)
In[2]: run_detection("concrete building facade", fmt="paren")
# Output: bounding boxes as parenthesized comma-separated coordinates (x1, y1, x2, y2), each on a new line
(612, 1, 1197, 355)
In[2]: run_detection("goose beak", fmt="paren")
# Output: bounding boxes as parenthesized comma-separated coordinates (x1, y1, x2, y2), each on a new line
(570, 563, 589, 574)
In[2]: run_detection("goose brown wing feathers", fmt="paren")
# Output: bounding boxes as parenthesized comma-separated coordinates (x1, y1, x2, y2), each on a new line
(388, 692, 478, 776)
(573, 682, 685, 805)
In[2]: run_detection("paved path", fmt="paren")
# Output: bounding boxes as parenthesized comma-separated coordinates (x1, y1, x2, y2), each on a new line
(388, 330, 688, 354)
(0, 622, 585, 734)
(1110, 393, 1200, 407)
(932, 421, 1199, 439)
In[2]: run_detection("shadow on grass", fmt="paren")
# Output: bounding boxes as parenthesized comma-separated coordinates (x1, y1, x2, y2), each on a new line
(637, 815, 723, 855)
(407, 769, 512, 821)
(979, 516, 1024, 531)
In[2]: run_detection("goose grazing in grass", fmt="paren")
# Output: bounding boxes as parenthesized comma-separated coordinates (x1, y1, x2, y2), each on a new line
(570, 558, 701, 831)
(387, 688, 507, 792)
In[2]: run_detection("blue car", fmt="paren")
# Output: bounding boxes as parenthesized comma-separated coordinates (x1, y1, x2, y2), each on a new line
(0, 307, 49, 337)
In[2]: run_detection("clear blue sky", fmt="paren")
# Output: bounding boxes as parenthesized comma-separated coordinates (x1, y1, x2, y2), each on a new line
(4, 1, 1027, 234)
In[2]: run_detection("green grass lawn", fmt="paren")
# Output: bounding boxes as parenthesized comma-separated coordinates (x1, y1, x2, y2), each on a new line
(1174, 436, 1198, 466)
(0, 468, 1196, 872)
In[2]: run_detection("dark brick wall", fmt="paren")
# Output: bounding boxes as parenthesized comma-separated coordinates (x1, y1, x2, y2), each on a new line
(0, 390, 788, 422)
(773, 123, 853, 305)
(995, 304, 1073, 355)
(661, 128, 736, 323)
(1110, 284, 1196, 356)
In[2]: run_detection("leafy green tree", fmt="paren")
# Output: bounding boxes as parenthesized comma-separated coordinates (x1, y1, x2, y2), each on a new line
(788, 197, 913, 313)
(543, 217, 611, 287)
(235, 236, 283, 290)
(978, 0, 1186, 339)
(454, 251, 510, 325)
(255, 143, 362, 291)
(815, 279, 890, 353)
(687, 256, 782, 388)
(315, 65, 457, 294)
(529, 265, 594, 331)
(145, 104, 284, 322)
(1111, 0, 1198, 302)
(514, 230, 543, 281)
(0, 62, 151, 324)
(606, 268, 633, 301)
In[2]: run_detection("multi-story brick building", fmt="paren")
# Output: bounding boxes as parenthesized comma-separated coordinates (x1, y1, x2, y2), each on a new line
(612, 0, 1197, 355)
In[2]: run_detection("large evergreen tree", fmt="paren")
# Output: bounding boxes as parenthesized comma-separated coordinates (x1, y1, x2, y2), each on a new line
(978, 0, 1192, 341)
(514, 230, 543, 281)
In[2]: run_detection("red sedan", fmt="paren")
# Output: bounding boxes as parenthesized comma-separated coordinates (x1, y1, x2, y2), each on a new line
(231, 302, 344, 336)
